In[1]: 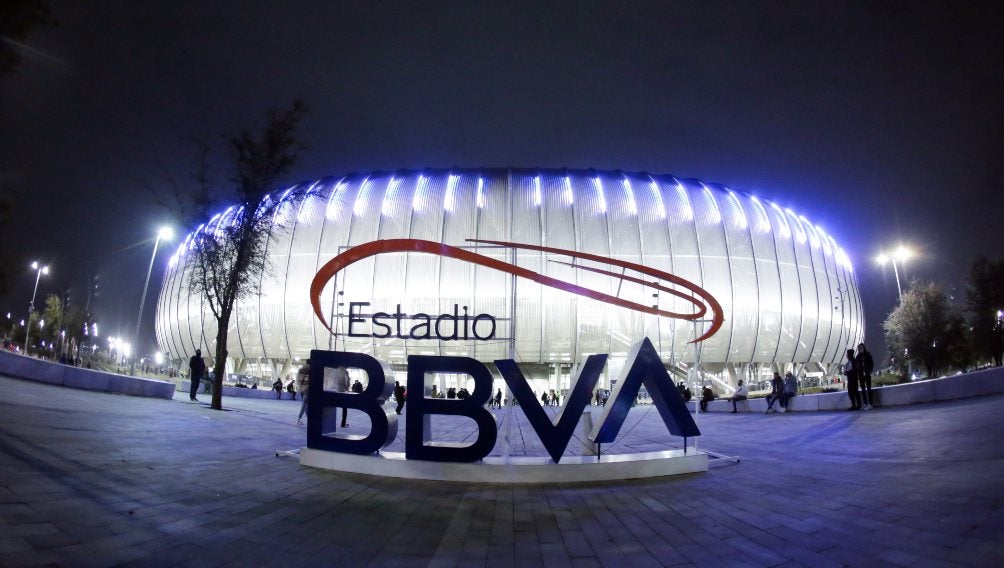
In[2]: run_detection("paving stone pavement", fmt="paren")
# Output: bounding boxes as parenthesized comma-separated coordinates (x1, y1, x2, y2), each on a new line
(1, 372, 1003, 567)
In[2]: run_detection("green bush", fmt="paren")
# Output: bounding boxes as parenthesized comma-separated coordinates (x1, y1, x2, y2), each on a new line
(873, 372, 902, 387)
(800, 386, 842, 395)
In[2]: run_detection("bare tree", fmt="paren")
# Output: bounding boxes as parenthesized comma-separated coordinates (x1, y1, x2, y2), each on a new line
(164, 100, 310, 410)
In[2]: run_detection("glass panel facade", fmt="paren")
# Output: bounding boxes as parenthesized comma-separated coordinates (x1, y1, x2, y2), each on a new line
(156, 168, 864, 375)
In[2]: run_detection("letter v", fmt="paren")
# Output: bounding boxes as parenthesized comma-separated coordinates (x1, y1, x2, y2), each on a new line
(494, 354, 607, 463)
(589, 337, 700, 446)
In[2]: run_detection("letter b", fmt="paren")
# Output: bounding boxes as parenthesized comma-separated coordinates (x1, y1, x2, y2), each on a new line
(306, 350, 397, 455)
(406, 355, 497, 462)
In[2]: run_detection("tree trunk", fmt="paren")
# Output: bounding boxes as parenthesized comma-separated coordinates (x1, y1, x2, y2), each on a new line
(211, 322, 229, 410)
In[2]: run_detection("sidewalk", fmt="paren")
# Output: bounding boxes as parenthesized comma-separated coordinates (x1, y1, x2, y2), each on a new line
(1, 372, 1002, 566)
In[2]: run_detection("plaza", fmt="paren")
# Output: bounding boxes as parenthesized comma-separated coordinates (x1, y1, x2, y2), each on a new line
(1, 372, 1002, 566)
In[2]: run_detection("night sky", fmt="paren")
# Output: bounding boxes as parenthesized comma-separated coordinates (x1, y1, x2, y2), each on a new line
(1, 1, 1001, 363)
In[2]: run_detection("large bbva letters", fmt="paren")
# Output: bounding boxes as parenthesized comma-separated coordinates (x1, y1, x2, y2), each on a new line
(305, 338, 699, 463)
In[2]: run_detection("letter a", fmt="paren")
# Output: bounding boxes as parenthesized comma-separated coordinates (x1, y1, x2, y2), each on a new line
(590, 337, 700, 445)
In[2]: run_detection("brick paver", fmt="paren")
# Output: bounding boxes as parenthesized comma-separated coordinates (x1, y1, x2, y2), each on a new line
(1, 372, 1003, 567)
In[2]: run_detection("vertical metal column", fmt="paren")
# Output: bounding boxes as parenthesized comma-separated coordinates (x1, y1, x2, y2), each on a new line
(502, 170, 516, 461)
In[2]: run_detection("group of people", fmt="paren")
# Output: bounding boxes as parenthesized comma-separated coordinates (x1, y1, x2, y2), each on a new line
(446, 386, 471, 399)
(594, 389, 610, 405)
(272, 378, 299, 400)
(843, 343, 875, 410)
(725, 372, 798, 414)
(540, 389, 560, 406)
(764, 371, 799, 413)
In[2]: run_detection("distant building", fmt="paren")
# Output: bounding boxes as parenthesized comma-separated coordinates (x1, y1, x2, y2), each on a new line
(155, 168, 862, 391)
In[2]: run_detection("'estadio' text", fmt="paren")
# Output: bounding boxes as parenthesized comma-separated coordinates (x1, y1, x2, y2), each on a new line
(346, 301, 497, 341)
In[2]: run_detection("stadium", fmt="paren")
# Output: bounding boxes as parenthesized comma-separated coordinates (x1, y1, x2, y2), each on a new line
(154, 168, 863, 393)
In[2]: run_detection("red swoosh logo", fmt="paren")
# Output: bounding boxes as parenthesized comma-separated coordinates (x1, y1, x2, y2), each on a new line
(309, 238, 723, 343)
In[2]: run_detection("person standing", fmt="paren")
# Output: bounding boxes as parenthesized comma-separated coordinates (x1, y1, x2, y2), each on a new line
(856, 343, 875, 410)
(188, 349, 205, 402)
(296, 359, 310, 425)
(393, 380, 406, 415)
(843, 348, 861, 410)
(333, 367, 351, 428)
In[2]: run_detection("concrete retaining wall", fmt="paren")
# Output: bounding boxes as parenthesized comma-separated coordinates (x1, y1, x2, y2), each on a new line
(182, 380, 299, 400)
(0, 350, 176, 399)
(701, 366, 1004, 412)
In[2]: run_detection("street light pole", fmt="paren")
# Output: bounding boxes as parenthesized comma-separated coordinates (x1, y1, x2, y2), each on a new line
(876, 244, 914, 378)
(23, 262, 49, 355)
(876, 246, 913, 301)
(889, 258, 903, 301)
(130, 227, 173, 376)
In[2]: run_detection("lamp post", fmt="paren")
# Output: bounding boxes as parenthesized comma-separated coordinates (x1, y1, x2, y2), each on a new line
(875, 245, 913, 302)
(875, 244, 914, 377)
(130, 227, 173, 376)
(23, 262, 49, 355)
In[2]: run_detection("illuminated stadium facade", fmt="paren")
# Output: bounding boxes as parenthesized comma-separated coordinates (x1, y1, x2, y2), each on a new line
(154, 168, 863, 390)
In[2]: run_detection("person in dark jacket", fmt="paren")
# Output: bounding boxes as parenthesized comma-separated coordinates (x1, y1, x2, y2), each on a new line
(700, 386, 715, 412)
(393, 381, 406, 415)
(188, 349, 206, 402)
(781, 372, 799, 411)
(843, 348, 861, 410)
(765, 372, 784, 413)
(856, 343, 875, 410)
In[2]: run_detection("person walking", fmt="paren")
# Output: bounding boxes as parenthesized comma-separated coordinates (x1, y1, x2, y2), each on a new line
(296, 359, 310, 424)
(188, 349, 205, 402)
(393, 380, 406, 415)
(843, 348, 861, 410)
(856, 343, 875, 410)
